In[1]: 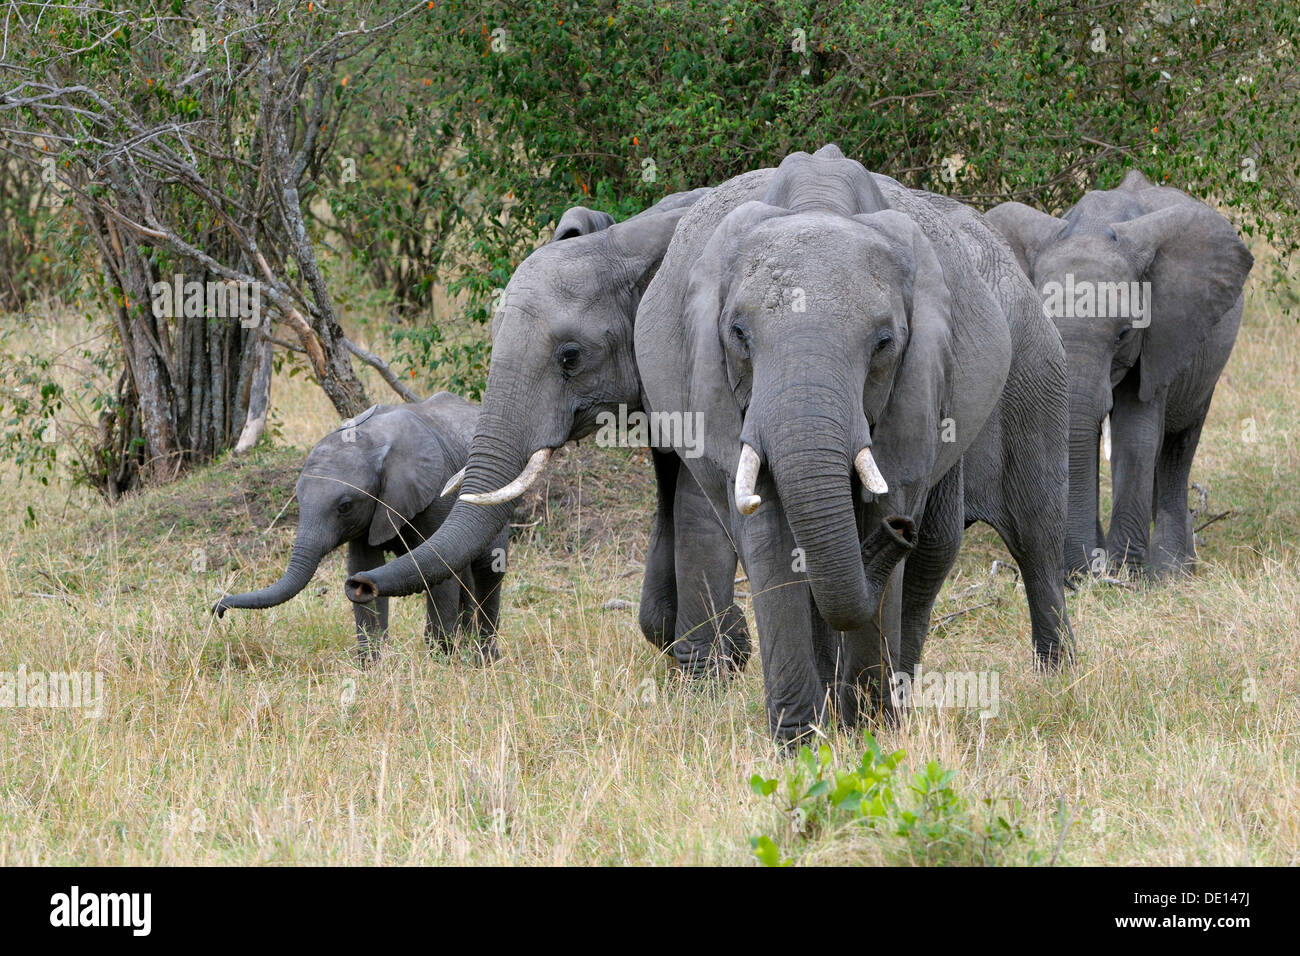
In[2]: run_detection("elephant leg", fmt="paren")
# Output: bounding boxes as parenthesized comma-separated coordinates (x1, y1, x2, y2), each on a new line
(1151, 409, 1208, 578)
(834, 565, 905, 727)
(638, 450, 678, 652)
(996, 517, 1075, 669)
(468, 552, 505, 662)
(424, 577, 463, 657)
(347, 539, 390, 664)
(1106, 375, 1164, 576)
(455, 572, 477, 635)
(970, 403, 1074, 668)
(738, 506, 827, 743)
(899, 464, 964, 676)
(670, 464, 750, 676)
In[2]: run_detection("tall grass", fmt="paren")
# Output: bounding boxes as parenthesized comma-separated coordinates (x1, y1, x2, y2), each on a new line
(0, 284, 1295, 864)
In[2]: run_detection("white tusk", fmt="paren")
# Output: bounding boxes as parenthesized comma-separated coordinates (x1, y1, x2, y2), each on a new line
(854, 446, 889, 495)
(440, 466, 467, 498)
(735, 443, 762, 515)
(460, 448, 552, 506)
(1101, 415, 1112, 463)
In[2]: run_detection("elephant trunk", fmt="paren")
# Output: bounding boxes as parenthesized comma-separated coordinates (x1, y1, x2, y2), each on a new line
(345, 410, 529, 602)
(1065, 381, 1107, 576)
(756, 376, 882, 632)
(214, 533, 329, 616)
(861, 515, 917, 605)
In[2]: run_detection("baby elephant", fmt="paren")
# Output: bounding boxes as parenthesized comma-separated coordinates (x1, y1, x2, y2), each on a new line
(212, 392, 509, 663)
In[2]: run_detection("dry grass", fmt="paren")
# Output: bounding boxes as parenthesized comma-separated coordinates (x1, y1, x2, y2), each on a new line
(0, 283, 1296, 865)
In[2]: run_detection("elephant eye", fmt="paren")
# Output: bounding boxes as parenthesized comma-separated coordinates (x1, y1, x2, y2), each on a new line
(558, 343, 581, 375)
(729, 322, 750, 355)
(873, 330, 893, 355)
(338, 497, 354, 514)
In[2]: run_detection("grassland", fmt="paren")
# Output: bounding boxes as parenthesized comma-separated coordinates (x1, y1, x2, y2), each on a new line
(0, 283, 1296, 865)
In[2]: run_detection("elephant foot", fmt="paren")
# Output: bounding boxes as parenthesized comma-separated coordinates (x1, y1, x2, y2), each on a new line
(637, 598, 677, 653)
(1033, 641, 1073, 673)
(669, 651, 727, 681)
(719, 605, 752, 675)
(353, 643, 382, 669)
(470, 637, 501, 666)
(771, 720, 820, 751)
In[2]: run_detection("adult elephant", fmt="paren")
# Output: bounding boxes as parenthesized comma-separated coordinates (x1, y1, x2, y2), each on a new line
(985, 171, 1253, 578)
(345, 189, 753, 673)
(636, 146, 1074, 741)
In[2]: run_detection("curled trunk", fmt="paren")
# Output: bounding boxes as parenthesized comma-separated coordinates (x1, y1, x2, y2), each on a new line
(347, 415, 525, 601)
(860, 515, 917, 610)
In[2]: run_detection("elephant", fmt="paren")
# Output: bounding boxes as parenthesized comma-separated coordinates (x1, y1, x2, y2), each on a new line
(634, 145, 1074, 741)
(985, 170, 1254, 578)
(212, 392, 508, 663)
(344, 189, 754, 674)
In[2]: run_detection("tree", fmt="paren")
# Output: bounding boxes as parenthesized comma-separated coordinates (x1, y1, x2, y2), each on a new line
(0, 0, 427, 492)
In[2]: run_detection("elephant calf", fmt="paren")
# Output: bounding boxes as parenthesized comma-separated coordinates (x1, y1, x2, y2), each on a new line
(212, 392, 509, 663)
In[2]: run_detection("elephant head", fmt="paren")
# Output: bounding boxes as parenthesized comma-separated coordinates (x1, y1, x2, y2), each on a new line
(985, 170, 1253, 572)
(345, 189, 709, 603)
(659, 147, 1009, 633)
(214, 403, 447, 615)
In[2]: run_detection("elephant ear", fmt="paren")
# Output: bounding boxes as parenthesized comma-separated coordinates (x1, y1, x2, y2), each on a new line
(678, 202, 793, 476)
(983, 202, 1068, 277)
(1112, 202, 1254, 402)
(634, 186, 712, 218)
(607, 197, 708, 294)
(551, 206, 616, 241)
(851, 211, 957, 518)
(367, 410, 447, 546)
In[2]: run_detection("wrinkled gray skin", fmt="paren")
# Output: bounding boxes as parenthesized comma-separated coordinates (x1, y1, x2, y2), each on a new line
(213, 393, 508, 663)
(985, 171, 1253, 578)
(344, 190, 753, 674)
(636, 146, 1074, 742)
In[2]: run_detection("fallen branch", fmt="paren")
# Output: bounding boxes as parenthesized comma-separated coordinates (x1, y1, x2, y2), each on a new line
(17, 591, 73, 603)
(1194, 510, 1235, 534)
(933, 600, 995, 629)
(1097, 576, 1137, 591)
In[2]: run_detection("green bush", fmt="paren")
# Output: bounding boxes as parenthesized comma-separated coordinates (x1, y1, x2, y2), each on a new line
(749, 736, 1042, 865)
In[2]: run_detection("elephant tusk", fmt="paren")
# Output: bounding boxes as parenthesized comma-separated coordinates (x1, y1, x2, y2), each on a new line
(1101, 415, 1112, 463)
(460, 448, 552, 506)
(854, 446, 889, 495)
(440, 466, 467, 498)
(735, 443, 762, 515)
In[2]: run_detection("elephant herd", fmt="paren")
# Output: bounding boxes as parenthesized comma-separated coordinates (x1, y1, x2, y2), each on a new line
(214, 145, 1253, 744)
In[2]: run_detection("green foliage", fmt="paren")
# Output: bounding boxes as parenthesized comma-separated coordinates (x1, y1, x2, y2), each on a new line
(360, 0, 1298, 396)
(749, 736, 1042, 866)
(3, 0, 1296, 436)
(0, 317, 121, 513)
(426, 0, 1298, 244)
